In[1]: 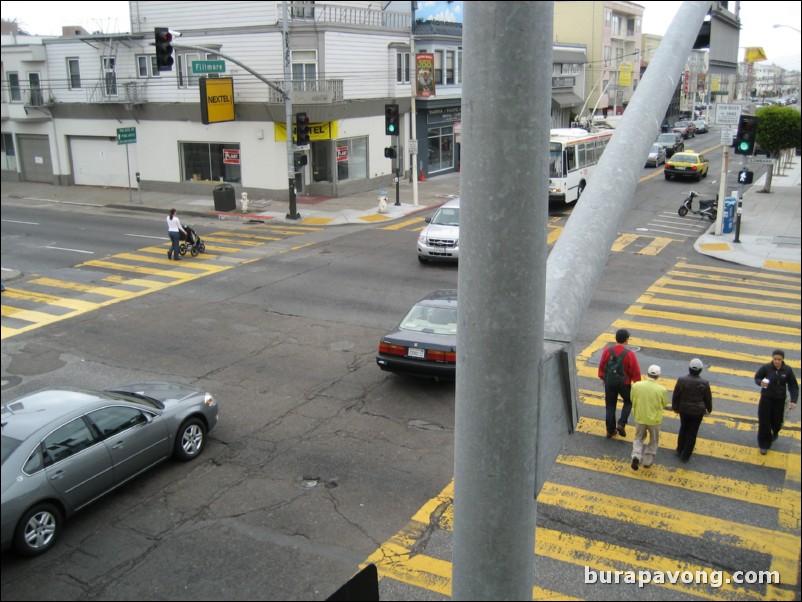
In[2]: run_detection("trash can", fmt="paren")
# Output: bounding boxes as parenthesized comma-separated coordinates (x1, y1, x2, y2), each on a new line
(213, 183, 236, 212)
(722, 198, 736, 234)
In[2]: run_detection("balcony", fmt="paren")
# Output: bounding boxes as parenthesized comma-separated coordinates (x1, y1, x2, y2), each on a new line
(290, 3, 411, 30)
(86, 80, 148, 105)
(267, 79, 344, 104)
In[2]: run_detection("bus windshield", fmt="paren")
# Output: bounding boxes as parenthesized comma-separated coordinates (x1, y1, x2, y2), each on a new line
(549, 143, 563, 178)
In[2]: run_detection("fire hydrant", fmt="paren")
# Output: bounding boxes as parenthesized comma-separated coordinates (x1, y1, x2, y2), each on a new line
(240, 191, 249, 213)
(377, 188, 388, 214)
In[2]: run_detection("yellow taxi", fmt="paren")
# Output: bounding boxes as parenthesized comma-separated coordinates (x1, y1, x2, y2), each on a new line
(664, 151, 709, 181)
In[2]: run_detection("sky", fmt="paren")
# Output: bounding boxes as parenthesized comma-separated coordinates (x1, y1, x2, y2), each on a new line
(3, 1, 800, 69)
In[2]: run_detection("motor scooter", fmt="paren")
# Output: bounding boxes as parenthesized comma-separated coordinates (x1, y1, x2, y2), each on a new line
(678, 190, 718, 221)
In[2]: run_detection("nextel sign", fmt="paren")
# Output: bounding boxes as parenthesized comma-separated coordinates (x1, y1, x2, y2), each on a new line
(200, 77, 235, 125)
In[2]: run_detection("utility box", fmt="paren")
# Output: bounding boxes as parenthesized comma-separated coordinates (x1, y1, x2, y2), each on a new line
(722, 197, 736, 234)
(213, 183, 236, 212)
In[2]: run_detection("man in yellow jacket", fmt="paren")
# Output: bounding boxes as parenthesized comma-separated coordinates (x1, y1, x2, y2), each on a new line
(630, 365, 669, 470)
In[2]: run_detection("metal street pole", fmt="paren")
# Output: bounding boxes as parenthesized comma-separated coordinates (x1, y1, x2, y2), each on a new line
(283, 1, 300, 219)
(410, 24, 419, 206)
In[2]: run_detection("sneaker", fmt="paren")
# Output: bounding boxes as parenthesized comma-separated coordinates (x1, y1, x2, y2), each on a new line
(631, 457, 639, 471)
(759, 448, 768, 455)
(643, 459, 653, 468)
(616, 424, 626, 437)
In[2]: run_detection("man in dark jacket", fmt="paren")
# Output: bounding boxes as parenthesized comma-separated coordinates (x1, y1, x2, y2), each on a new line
(672, 358, 713, 462)
(754, 349, 799, 455)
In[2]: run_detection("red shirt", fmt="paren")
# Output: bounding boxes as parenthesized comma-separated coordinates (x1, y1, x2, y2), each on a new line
(598, 343, 642, 385)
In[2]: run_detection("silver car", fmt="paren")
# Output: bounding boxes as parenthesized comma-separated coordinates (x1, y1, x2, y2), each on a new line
(645, 143, 666, 167)
(1, 382, 219, 556)
(417, 198, 460, 262)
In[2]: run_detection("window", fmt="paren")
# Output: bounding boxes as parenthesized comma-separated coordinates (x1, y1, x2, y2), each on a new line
(335, 137, 367, 182)
(1, 132, 17, 171)
(67, 58, 81, 89)
(446, 50, 455, 85)
(434, 50, 444, 84)
(103, 57, 117, 96)
(28, 72, 43, 106)
(427, 126, 454, 173)
(292, 50, 317, 91)
(458, 48, 463, 84)
(88, 407, 148, 438)
(137, 55, 161, 78)
(180, 142, 242, 183)
(43, 418, 98, 466)
(397, 52, 410, 84)
(7, 72, 21, 102)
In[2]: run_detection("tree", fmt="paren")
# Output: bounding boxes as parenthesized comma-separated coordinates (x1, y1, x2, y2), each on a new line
(755, 105, 801, 192)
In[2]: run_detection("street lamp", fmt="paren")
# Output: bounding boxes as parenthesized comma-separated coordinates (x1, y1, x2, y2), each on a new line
(772, 24, 801, 33)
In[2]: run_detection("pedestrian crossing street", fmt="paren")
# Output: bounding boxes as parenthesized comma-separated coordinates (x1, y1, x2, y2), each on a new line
(383, 216, 677, 256)
(361, 261, 801, 600)
(0, 225, 321, 340)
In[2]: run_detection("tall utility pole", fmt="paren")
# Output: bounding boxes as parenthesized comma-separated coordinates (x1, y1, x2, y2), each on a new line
(283, 1, 300, 219)
(410, 17, 419, 206)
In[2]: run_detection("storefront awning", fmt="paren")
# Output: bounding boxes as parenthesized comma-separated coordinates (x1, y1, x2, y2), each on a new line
(552, 91, 584, 108)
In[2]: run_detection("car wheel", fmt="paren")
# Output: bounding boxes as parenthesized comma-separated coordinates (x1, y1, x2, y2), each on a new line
(14, 503, 62, 557)
(174, 417, 206, 461)
(665, 173, 671, 180)
(418, 256, 429, 263)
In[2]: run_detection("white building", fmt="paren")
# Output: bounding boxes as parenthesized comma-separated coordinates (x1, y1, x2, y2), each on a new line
(2, 2, 413, 199)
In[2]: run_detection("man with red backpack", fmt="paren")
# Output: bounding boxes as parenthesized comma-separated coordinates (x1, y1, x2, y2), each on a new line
(598, 329, 642, 438)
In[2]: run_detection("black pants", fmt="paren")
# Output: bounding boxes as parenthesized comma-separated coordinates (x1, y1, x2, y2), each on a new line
(757, 396, 785, 450)
(605, 384, 632, 434)
(676, 413, 704, 460)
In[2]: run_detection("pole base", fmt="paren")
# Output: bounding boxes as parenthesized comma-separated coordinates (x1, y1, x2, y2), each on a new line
(286, 212, 301, 220)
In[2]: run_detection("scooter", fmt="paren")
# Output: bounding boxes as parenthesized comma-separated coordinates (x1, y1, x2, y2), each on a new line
(678, 190, 718, 221)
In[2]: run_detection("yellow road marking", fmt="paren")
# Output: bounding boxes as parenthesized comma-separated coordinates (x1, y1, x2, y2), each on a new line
(668, 267, 801, 289)
(636, 292, 799, 323)
(624, 305, 800, 335)
(2, 289, 108, 311)
(611, 232, 639, 252)
(26, 277, 133, 298)
(382, 217, 426, 230)
(654, 277, 801, 304)
(764, 259, 802, 273)
(636, 236, 674, 255)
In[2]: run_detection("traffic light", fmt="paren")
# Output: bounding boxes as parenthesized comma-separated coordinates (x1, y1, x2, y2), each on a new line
(295, 112, 310, 145)
(734, 115, 759, 155)
(154, 27, 174, 71)
(738, 169, 754, 184)
(385, 104, 399, 136)
(384, 146, 397, 159)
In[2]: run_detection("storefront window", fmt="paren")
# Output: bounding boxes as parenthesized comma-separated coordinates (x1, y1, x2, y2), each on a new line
(427, 126, 454, 173)
(335, 137, 367, 182)
(180, 142, 241, 183)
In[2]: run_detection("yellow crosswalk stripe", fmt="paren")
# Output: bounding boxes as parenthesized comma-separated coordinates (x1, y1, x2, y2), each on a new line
(381, 217, 426, 230)
(636, 236, 673, 255)
(624, 305, 800, 335)
(636, 292, 799, 323)
(26, 277, 133, 298)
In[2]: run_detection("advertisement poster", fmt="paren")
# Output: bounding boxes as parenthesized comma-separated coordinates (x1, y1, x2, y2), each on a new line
(416, 53, 435, 97)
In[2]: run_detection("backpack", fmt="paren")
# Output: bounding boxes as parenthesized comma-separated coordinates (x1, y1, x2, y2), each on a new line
(604, 347, 629, 388)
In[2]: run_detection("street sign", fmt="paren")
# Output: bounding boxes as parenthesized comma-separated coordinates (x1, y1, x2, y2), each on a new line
(720, 126, 734, 146)
(408, 139, 418, 154)
(192, 60, 226, 74)
(715, 103, 742, 126)
(748, 157, 775, 165)
(116, 127, 136, 144)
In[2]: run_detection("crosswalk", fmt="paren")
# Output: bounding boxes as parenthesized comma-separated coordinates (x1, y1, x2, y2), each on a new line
(0, 225, 320, 340)
(360, 260, 801, 600)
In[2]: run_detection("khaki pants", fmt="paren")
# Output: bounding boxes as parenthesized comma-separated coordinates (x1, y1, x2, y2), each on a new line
(632, 423, 660, 466)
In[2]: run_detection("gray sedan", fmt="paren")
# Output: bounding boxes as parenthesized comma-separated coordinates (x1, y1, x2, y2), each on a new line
(1, 383, 219, 556)
(645, 143, 666, 167)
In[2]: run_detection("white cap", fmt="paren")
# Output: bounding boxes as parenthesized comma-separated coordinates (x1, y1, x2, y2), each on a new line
(647, 365, 661, 377)
(689, 358, 704, 371)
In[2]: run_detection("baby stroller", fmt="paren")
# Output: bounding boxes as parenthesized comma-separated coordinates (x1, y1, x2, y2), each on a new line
(179, 225, 206, 257)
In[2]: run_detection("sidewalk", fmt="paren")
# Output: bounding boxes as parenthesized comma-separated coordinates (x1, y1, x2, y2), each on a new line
(2, 160, 801, 278)
(693, 157, 802, 274)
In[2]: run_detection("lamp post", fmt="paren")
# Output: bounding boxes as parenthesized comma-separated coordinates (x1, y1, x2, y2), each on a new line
(772, 24, 801, 33)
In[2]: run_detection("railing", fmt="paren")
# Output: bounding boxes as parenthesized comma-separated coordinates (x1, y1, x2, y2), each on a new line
(86, 80, 148, 104)
(267, 79, 344, 104)
(0, 85, 55, 107)
(292, 3, 411, 30)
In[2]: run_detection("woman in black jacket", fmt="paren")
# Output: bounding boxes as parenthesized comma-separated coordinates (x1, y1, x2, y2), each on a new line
(754, 349, 799, 455)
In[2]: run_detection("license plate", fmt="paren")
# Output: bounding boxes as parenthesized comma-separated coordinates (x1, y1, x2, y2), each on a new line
(408, 347, 425, 358)
(675, 166, 686, 170)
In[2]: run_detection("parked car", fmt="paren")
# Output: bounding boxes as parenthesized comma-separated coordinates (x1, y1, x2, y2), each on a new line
(692, 119, 708, 134)
(664, 151, 710, 181)
(1, 383, 219, 556)
(655, 132, 685, 158)
(672, 120, 697, 139)
(376, 290, 457, 380)
(645, 143, 667, 167)
(417, 198, 460, 263)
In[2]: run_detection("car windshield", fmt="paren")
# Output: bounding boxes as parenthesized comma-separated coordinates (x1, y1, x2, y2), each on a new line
(674, 121, 690, 127)
(670, 154, 696, 163)
(399, 304, 457, 335)
(431, 207, 459, 226)
(657, 134, 676, 143)
(650, 145, 661, 154)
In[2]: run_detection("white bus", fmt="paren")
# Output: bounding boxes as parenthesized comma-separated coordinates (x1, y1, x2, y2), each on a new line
(548, 128, 613, 204)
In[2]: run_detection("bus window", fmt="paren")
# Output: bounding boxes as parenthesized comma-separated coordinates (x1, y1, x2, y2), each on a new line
(549, 147, 563, 177)
(565, 147, 575, 172)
